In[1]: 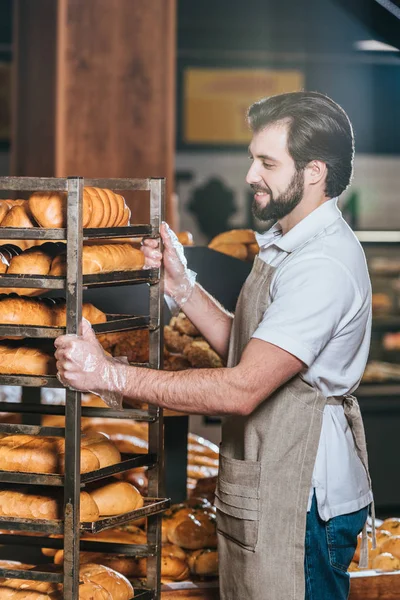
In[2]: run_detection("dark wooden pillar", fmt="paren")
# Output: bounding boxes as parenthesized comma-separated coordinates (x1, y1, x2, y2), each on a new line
(12, 0, 177, 225)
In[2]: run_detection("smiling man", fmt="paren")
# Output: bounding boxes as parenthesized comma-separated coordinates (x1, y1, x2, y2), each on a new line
(55, 91, 373, 600)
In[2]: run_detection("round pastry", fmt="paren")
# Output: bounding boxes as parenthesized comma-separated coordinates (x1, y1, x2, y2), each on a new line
(380, 535, 400, 560)
(379, 518, 400, 536)
(372, 552, 400, 571)
(79, 563, 133, 600)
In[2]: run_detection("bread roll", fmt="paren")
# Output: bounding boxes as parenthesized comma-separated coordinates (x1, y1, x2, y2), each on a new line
(7, 243, 61, 276)
(0, 344, 56, 375)
(89, 480, 143, 516)
(188, 549, 219, 576)
(49, 244, 145, 276)
(372, 552, 400, 571)
(210, 242, 248, 261)
(380, 535, 400, 560)
(379, 518, 400, 535)
(209, 229, 256, 247)
(170, 313, 200, 337)
(0, 489, 99, 521)
(79, 563, 133, 600)
(0, 202, 10, 224)
(183, 341, 223, 369)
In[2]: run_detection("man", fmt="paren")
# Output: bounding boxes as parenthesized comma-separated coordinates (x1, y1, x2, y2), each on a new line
(55, 91, 373, 600)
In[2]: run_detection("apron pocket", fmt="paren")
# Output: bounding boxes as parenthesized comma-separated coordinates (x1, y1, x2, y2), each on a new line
(215, 453, 261, 551)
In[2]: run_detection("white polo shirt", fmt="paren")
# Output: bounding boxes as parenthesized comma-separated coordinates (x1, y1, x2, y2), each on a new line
(253, 198, 373, 520)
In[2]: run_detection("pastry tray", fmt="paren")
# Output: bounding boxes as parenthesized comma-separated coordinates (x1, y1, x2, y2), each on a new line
(0, 400, 158, 421)
(0, 497, 170, 534)
(0, 313, 152, 339)
(0, 452, 156, 486)
(0, 269, 159, 290)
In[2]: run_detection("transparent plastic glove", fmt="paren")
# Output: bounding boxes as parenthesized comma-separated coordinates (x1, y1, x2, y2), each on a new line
(141, 222, 196, 308)
(54, 318, 127, 410)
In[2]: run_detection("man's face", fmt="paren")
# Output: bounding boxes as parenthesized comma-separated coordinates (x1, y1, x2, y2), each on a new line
(246, 122, 305, 222)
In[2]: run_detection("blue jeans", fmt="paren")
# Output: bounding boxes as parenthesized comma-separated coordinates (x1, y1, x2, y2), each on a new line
(304, 492, 369, 600)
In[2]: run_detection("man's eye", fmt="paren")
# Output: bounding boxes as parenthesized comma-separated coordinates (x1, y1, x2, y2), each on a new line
(263, 163, 273, 169)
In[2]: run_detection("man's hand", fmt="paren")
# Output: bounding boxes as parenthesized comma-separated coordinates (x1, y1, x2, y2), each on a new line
(141, 222, 196, 307)
(54, 318, 127, 409)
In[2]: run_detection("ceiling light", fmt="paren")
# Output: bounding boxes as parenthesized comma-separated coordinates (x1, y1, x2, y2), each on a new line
(355, 39, 399, 51)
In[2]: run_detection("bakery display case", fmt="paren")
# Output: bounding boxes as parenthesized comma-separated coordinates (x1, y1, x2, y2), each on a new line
(0, 176, 169, 599)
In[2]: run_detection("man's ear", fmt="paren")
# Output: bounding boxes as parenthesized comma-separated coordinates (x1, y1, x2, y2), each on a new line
(304, 160, 327, 187)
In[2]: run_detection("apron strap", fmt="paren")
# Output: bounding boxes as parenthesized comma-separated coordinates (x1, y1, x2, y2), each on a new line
(326, 394, 376, 568)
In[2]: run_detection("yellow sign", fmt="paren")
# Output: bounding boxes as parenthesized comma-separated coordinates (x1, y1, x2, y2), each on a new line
(184, 68, 304, 145)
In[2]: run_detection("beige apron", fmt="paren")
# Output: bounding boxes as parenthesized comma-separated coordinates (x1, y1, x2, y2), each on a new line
(216, 256, 372, 600)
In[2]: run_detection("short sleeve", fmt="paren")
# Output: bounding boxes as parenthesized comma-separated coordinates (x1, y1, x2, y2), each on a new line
(251, 257, 362, 366)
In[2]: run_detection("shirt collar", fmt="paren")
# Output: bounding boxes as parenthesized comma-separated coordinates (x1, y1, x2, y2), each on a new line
(255, 198, 341, 253)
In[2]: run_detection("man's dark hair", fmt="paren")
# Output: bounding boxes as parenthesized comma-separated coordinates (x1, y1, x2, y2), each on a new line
(247, 91, 354, 198)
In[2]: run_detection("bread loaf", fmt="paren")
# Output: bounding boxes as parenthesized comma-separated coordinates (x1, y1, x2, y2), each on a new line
(28, 187, 130, 229)
(0, 434, 100, 474)
(371, 552, 400, 571)
(49, 243, 145, 276)
(0, 488, 99, 521)
(51, 302, 107, 327)
(88, 480, 144, 516)
(0, 296, 53, 327)
(0, 344, 56, 375)
(164, 506, 217, 549)
(79, 563, 133, 600)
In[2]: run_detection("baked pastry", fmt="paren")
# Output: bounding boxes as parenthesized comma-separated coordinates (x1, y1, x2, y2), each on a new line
(380, 535, 400, 560)
(379, 518, 400, 535)
(164, 326, 193, 354)
(371, 552, 400, 571)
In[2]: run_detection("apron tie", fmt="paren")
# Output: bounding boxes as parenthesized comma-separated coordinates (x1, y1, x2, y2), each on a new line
(326, 394, 376, 568)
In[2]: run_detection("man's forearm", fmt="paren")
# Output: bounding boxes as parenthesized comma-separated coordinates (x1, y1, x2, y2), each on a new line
(116, 362, 250, 415)
(179, 283, 233, 360)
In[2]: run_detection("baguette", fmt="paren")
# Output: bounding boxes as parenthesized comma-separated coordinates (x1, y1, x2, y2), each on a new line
(0, 488, 99, 521)
(50, 243, 145, 275)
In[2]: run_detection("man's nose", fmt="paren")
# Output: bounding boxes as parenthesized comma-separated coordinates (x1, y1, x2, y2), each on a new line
(246, 162, 263, 185)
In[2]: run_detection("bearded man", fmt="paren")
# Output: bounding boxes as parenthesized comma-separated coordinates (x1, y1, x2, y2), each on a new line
(55, 91, 373, 600)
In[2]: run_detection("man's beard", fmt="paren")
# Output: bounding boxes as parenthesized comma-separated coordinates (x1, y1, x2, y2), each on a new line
(251, 168, 305, 222)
